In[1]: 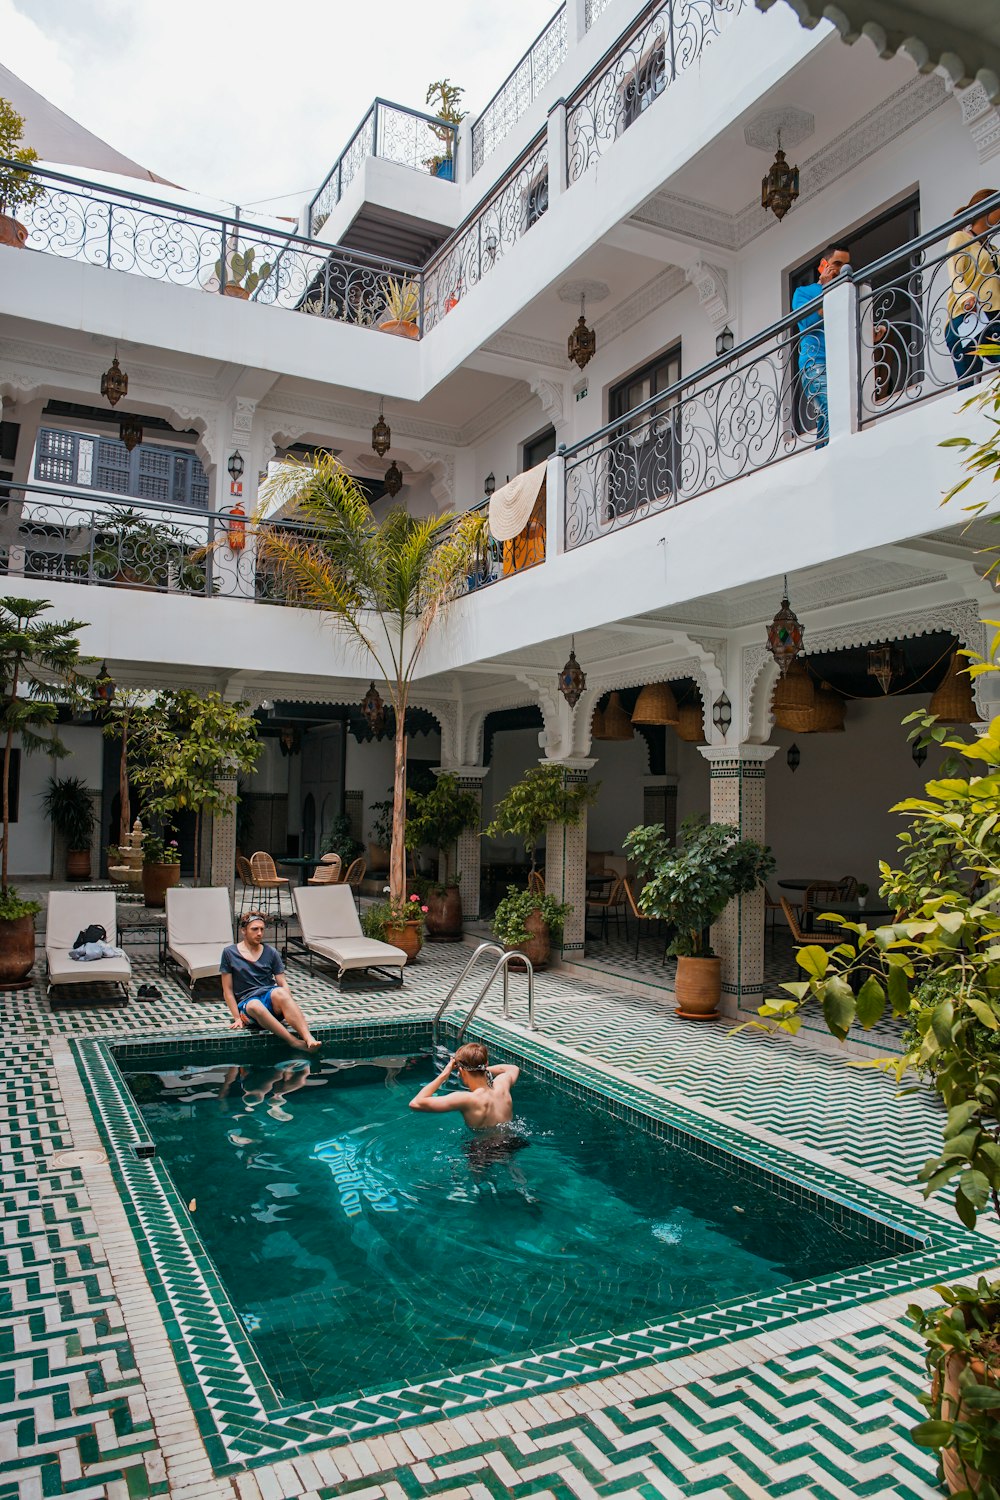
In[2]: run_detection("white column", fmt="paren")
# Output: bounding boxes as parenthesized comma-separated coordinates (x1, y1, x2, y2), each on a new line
(823, 278, 858, 442)
(570, 0, 588, 43)
(547, 100, 568, 203)
(698, 745, 777, 1015)
(544, 758, 595, 956)
(433, 765, 488, 921)
(3, 397, 45, 576)
(545, 449, 565, 561)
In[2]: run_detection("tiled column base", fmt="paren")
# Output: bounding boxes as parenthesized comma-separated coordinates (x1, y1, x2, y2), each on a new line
(434, 766, 488, 921)
(700, 745, 777, 1010)
(210, 778, 237, 901)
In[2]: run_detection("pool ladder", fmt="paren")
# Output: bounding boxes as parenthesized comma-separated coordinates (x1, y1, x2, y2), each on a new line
(432, 942, 535, 1044)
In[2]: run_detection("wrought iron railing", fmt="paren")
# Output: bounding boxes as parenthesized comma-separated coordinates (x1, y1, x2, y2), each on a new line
(855, 187, 1000, 426)
(460, 497, 546, 591)
(563, 305, 822, 550)
(566, 0, 745, 184)
(308, 100, 459, 236)
(471, 6, 568, 175)
(1, 160, 425, 333)
(422, 131, 550, 332)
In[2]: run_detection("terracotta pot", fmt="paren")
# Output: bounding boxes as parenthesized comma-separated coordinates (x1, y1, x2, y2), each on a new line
(142, 862, 181, 909)
(0, 214, 28, 249)
(385, 919, 423, 963)
(507, 909, 550, 970)
(223, 283, 250, 298)
(424, 885, 463, 941)
(675, 955, 721, 1018)
(65, 849, 92, 880)
(0, 912, 36, 989)
(378, 318, 419, 339)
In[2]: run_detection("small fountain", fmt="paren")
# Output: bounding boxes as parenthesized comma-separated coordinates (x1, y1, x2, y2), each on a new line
(109, 818, 144, 887)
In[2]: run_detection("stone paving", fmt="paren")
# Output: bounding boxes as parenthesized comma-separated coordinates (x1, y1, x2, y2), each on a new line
(2, 932, 995, 1500)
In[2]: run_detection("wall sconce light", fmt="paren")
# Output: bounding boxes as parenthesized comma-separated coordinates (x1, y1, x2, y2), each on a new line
(227, 450, 245, 482)
(484, 472, 496, 497)
(787, 743, 800, 772)
(100, 352, 128, 407)
(715, 326, 735, 357)
(711, 691, 732, 738)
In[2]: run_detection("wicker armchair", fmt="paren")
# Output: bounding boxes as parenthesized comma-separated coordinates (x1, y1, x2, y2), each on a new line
(308, 853, 342, 885)
(780, 896, 839, 949)
(248, 852, 290, 915)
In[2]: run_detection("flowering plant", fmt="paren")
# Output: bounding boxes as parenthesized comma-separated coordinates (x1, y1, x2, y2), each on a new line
(361, 892, 429, 940)
(143, 833, 180, 866)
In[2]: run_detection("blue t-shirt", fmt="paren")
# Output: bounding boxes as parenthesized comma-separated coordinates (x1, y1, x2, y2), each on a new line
(220, 942, 285, 1001)
(792, 281, 825, 368)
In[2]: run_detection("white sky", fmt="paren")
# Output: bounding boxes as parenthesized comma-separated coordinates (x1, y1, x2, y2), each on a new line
(3, 0, 558, 213)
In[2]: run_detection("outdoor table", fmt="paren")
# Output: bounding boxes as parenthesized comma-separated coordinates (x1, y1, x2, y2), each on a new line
(805, 900, 895, 931)
(276, 856, 324, 886)
(777, 878, 842, 892)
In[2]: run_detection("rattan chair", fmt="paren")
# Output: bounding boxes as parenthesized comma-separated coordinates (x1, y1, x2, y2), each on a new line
(340, 856, 366, 914)
(236, 854, 254, 917)
(838, 875, 859, 901)
(249, 852, 290, 916)
(780, 896, 839, 949)
(587, 874, 627, 943)
(803, 882, 843, 936)
(622, 879, 668, 961)
(308, 853, 342, 885)
(527, 869, 545, 896)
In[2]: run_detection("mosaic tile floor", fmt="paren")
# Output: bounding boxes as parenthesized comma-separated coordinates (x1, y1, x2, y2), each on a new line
(3, 935, 995, 1500)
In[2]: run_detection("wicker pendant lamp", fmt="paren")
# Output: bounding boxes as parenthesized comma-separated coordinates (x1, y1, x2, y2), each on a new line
(632, 680, 679, 726)
(595, 691, 634, 740)
(808, 682, 845, 734)
(675, 700, 706, 743)
(772, 660, 816, 733)
(591, 703, 607, 739)
(929, 652, 982, 725)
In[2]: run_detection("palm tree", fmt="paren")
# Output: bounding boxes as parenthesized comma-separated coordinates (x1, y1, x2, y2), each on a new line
(257, 456, 486, 904)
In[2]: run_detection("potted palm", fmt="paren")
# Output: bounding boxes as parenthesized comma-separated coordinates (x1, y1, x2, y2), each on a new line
(625, 816, 774, 1017)
(41, 775, 96, 880)
(214, 246, 272, 299)
(405, 772, 480, 940)
(378, 276, 421, 338)
(492, 885, 570, 969)
(0, 97, 43, 249)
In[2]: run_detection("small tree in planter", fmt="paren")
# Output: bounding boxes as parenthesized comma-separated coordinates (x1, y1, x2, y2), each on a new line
(0, 97, 43, 247)
(487, 763, 598, 874)
(321, 813, 362, 866)
(41, 775, 97, 880)
(100, 683, 147, 848)
(492, 885, 570, 970)
(625, 816, 774, 1017)
(424, 79, 465, 179)
(0, 599, 89, 986)
(405, 772, 480, 940)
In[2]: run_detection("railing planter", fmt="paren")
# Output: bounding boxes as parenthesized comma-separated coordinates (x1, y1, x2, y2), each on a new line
(0, 213, 27, 248)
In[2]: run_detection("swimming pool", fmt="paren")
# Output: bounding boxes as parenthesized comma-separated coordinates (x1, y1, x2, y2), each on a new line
(121, 1039, 915, 1405)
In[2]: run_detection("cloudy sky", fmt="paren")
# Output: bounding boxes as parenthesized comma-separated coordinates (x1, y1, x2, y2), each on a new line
(3, 0, 557, 212)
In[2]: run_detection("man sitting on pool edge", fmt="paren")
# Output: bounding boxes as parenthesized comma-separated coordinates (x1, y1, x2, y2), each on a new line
(221, 912, 321, 1052)
(409, 1042, 519, 1129)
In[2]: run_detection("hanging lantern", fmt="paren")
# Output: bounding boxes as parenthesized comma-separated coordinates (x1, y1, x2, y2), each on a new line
(360, 681, 386, 735)
(766, 575, 804, 675)
(100, 353, 128, 407)
(567, 294, 596, 371)
(119, 414, 143, 452)
(558, 640, 587, 708)
(929, 651, 981, 725)
(371, 398, 391, 458)
(278, 728, 301, 757)
(675, 700, 705, 744)
(761, 134, 799, 223)
(632, 680, 679, 726)
(594, 691, 633, 741)
(93, 661, 115, 707)
(226, 503, 247, 552)
(787, 743, 801, 772)
(867, 644, 901, 695)
(384, 461, 403, 498)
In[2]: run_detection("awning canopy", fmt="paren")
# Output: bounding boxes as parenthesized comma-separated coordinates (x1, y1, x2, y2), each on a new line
(488, 462, 547, 541)
(758, 0, 1000, 99)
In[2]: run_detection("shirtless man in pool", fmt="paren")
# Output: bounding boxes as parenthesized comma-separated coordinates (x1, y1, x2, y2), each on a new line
(408, 1042, 519, 1129)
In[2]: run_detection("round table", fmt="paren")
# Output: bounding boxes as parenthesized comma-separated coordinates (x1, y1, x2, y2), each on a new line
(778, 878, 842, 892)
(276, 856, 325, 886)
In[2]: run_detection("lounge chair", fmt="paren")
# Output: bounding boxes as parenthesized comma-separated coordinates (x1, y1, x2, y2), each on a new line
(46, 891, 131, 1004)
(291, 884, 405, 988)
(164, 887, 234, 991)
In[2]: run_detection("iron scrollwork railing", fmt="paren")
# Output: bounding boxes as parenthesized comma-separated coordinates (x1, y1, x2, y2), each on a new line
(855, 188, 1000, 426)
(458, 497, 546, 592)
(563, 306, 822, 550)
(566, 0, 744, 185)
(422, 132, 549, 333)
(3, 160, 424, 334)
(471, 6, 567, 175)
(308, 99, 459, 236)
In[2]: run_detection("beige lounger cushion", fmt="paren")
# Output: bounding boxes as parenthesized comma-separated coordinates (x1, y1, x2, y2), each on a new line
(165, 887, 233, 982)
(46, 891, 132, 988)
(293, 885, 405, 973)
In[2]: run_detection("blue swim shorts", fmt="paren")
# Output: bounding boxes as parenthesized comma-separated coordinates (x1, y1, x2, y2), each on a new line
(237, 988, 277, 1026)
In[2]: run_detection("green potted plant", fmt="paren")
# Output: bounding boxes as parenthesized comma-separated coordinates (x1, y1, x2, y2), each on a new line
(0, 599, 88, 987)
(91, 507, 210, 593)
(0, 97, 43, 249)
(41, 775, 96, 880)
(367, 797, 394, 872)
(214, 245, 272, 300)
(321, 813, 363, 867)
(492, 885, 570, 970)
(141, 832, 181, 908)
(362, 892, 428, 963)
(405, 772, 480, 940)
(487, 763, 598, 876)
(625, 816, 774, 1017)
(377, 276, 421, 338)
(424, 79, 465, 181)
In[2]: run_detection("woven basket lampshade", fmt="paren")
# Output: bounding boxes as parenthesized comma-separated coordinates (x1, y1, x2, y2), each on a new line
(675, 700, 706, 743)
(631, 680, 679, 726)
(591, 704, 606, 739)
(595, 691, 634, 740)
(808, 682, 845, 733)
(929, 651, 982, 725)
(772, 660, 816, 733)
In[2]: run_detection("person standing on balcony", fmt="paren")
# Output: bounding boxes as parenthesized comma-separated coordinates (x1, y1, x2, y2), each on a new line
(792, 245, 852, 448)
(946, 189, 1000, 390)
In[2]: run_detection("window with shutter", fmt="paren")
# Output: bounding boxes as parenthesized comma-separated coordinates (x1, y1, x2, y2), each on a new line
(137, 446, 171, 501)
(35, 430, 77, 485)
(94, 439, 130, 494)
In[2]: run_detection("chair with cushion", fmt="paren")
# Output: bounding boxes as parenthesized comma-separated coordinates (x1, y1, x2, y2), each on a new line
(164, 887, 234, 992)
(291, 884, 405, 988)
(780, 896, 839, 950)
(308, 853, 342, 886)
(249, 852, 290, 915)
(45, 891, 131, 1004)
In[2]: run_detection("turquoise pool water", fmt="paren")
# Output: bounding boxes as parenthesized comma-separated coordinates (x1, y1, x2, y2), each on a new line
(123, 1045, 911, 1405)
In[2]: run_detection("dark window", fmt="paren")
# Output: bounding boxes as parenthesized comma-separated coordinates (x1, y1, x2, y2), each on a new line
(607, 345, 682, 519)
(525, 170, 549, 230)
(523, 426, 556, 470)
(33, 428, 210, 508)
(621, 43, 666, 131)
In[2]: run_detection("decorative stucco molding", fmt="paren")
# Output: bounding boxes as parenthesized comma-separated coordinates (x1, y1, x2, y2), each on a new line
(684, 260, 730, 330)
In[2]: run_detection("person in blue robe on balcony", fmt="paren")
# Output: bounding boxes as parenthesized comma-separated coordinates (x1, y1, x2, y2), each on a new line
(792, 245, 852, 448)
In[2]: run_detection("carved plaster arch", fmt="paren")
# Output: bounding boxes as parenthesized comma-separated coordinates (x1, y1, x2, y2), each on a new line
(574, 646, 727, 757)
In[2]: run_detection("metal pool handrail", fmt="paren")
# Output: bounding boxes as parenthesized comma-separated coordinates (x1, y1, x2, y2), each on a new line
(433, 941, 537, 1037)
